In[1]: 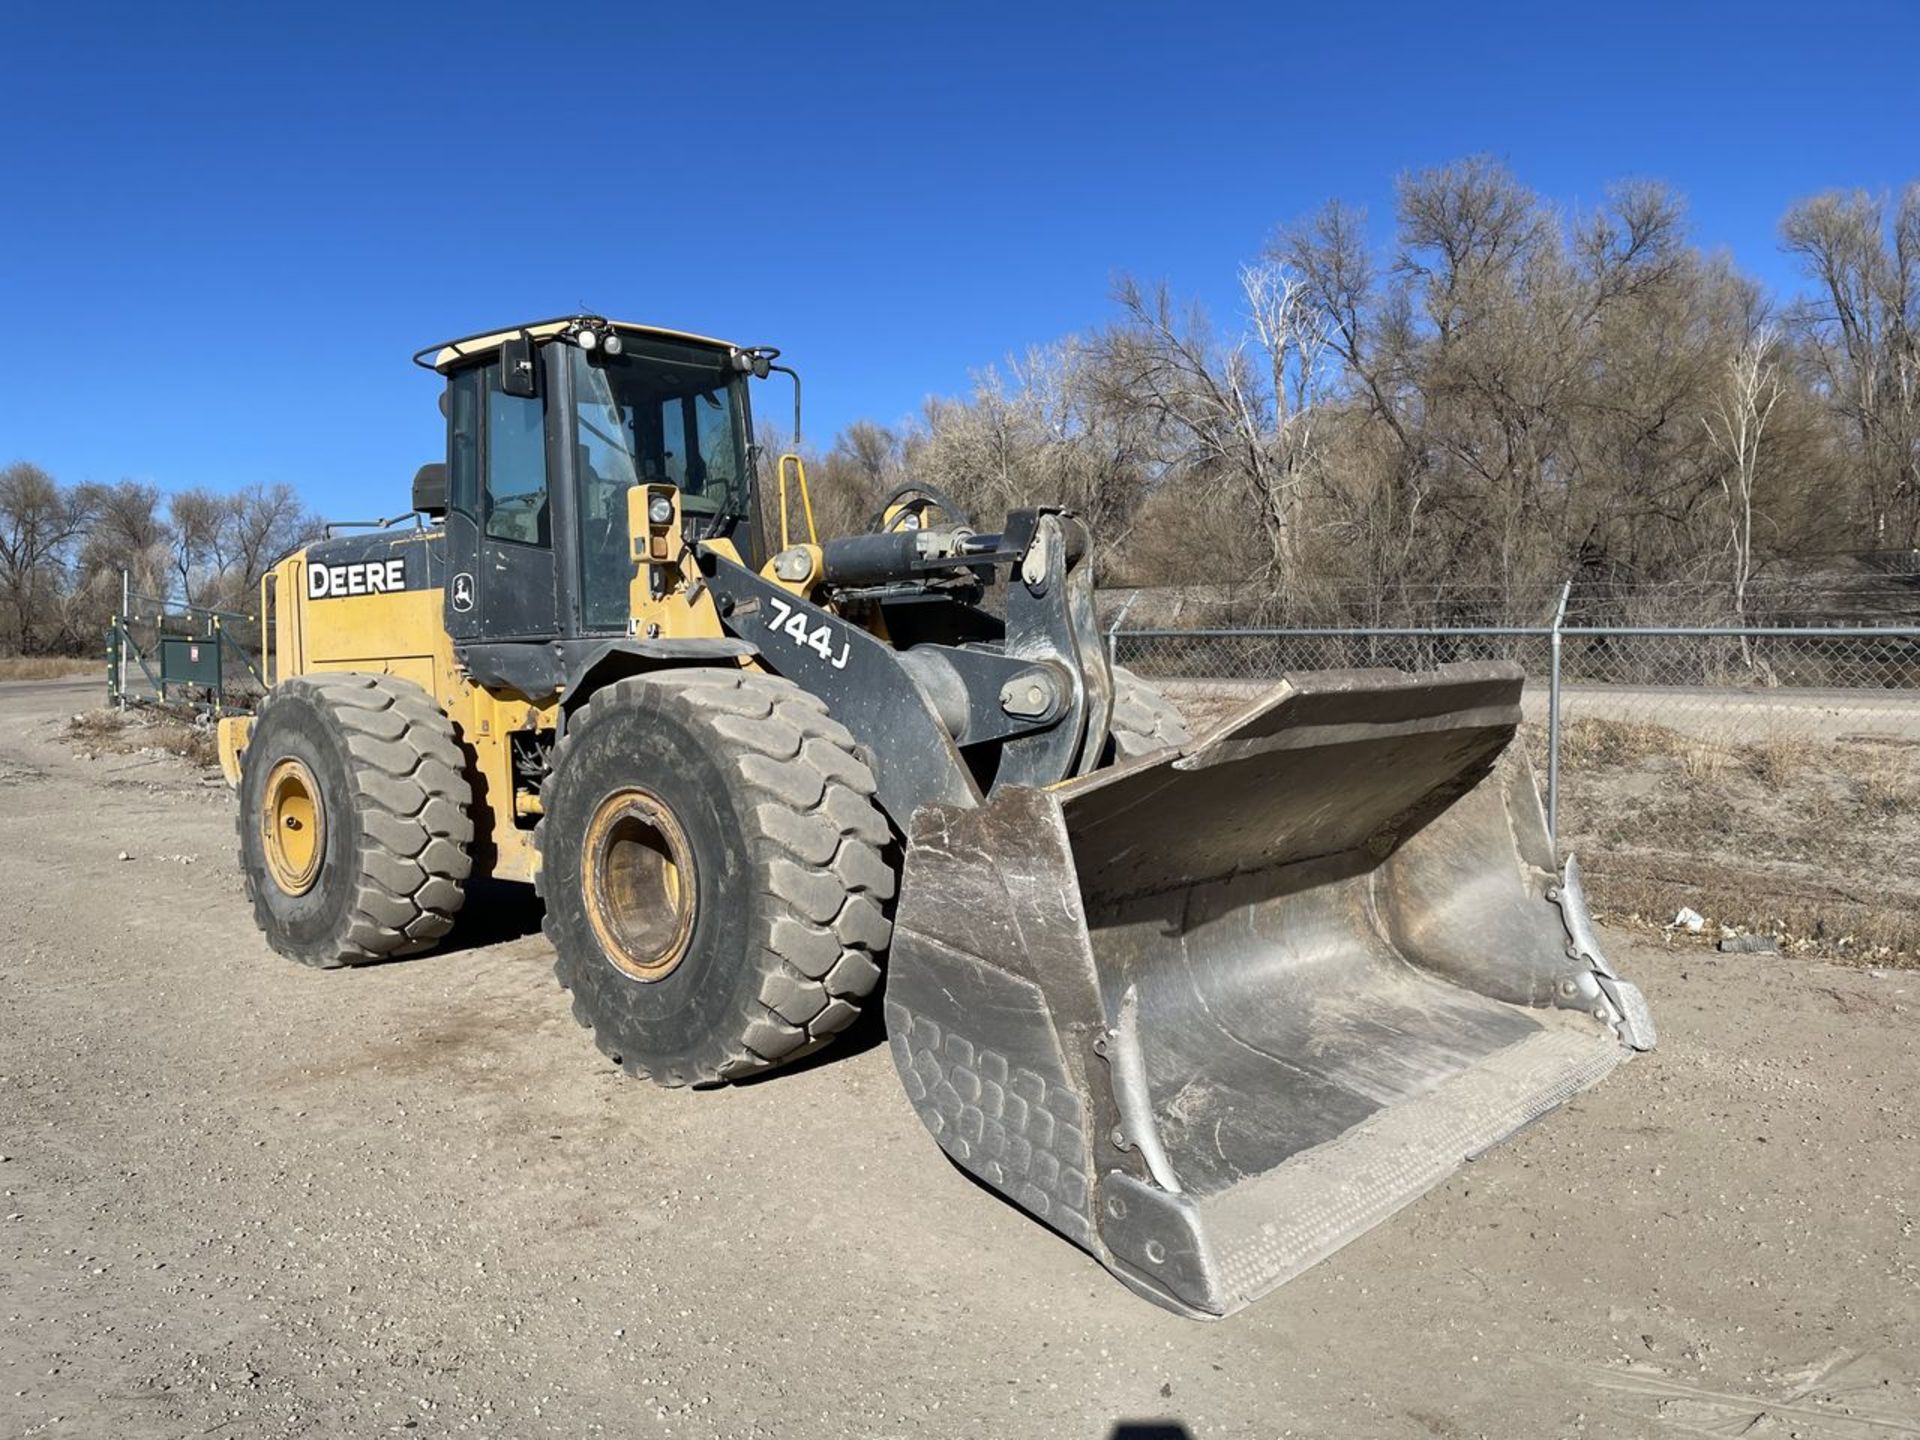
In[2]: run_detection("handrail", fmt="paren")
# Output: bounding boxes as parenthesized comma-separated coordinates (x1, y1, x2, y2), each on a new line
(776, 453, 818, 550)
(259, 570, 276, 688)
(322, 512, 420, 538)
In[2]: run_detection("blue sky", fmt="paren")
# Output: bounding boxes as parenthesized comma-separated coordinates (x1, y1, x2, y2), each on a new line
(2, 0, 1914, 519)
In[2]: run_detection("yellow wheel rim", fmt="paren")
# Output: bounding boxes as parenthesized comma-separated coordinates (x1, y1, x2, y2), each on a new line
(261, 757, 325, 896)
(582, 787, 697, 982)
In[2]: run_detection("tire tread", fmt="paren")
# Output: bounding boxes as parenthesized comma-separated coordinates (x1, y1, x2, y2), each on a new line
(240, 672, 473, 968)
(538, 668, 895, 1087)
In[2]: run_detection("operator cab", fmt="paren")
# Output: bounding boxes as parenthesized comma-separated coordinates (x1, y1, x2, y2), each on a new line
(410, 316, 771, 692)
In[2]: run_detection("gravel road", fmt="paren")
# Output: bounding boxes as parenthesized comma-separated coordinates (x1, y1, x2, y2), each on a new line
(2, 677, 1916, 1438)
(1165, 678, 1920, 743)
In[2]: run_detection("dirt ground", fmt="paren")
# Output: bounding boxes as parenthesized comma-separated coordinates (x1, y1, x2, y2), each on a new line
(1555, 719, 1920, 961)
(2, 676, 1917, 1439)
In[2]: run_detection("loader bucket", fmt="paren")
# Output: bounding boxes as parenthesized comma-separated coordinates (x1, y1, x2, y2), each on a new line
(884, 661, 1653, 1318)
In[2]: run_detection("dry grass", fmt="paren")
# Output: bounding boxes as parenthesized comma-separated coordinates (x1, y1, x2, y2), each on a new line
(1558, 717, 1679, 768)
(1581, 865, 1920, 965)
(1857, 757, 1915, 818)
(0, 655, 98, 680)
(1560, 717, 1809, 790)
(65, 706, 220, 769)
(1743, 729, 1815, 787)
(1679, 741, 1731, 785)
(1560, 726, 1920, 965)
(65, 710, 125, 743)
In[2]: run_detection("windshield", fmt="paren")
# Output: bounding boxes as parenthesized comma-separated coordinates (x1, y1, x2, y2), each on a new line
(571, 338, 751, 631)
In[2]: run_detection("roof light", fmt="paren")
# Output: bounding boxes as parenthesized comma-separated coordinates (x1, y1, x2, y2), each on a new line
(603, 332, 623, 356)
(577, 328, 599, 351)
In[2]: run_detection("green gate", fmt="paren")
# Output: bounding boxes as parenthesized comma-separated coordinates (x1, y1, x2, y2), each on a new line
(108, 578, 262, 716)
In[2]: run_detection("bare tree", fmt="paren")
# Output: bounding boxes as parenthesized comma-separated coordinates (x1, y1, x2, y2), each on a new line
(168, 487, 231, 608)
(159, 484, 315, 613)
(59, 479, 173, 647)
(1240, 259, 1334, 591)
(811, 420, 905, 540)
(1703, 326, 1785, 637)
(1782, 186, 1920, 547)
(80, 481, 171, 599)
(0, 462, 97, 652)
(906, 342, 1150, 570)
(1083, 277, 1316, 607)
(223, 483, 317, 604)
(799, 160, 1914, 628)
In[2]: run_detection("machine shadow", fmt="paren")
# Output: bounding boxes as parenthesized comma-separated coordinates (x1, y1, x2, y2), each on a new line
(430, 877, 548, 958)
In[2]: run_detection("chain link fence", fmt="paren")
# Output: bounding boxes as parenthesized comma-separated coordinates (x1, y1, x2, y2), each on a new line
(1111, 620, 1920, 961)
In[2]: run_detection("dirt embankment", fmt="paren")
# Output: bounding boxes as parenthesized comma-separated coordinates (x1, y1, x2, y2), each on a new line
(1555, 718, 1920, 963)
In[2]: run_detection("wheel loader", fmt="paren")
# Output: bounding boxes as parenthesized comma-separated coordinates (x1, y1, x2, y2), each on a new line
(218, 315, 1654, 1318)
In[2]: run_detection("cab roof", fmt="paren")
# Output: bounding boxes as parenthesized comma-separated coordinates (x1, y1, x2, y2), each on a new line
(412, 316, 740, 373)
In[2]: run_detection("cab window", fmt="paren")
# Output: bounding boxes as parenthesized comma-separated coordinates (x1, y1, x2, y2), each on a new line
(484, 368, 549, 546)
(570, 340, 748, 631)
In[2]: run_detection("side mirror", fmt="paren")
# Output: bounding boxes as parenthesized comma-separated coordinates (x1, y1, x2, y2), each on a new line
(501, 332, 538, 397)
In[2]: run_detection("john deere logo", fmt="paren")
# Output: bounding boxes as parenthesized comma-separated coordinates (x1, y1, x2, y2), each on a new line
(308, 558, 407, 600)
(451, 573, 475, 612)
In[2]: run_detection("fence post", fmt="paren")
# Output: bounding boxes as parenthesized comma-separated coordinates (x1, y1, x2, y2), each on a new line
(118, 568, 130, 707)
(1546, 580, 1571, 848)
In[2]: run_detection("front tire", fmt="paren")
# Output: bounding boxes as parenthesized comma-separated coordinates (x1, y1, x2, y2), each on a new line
(238, 673, 473, 967)
(537, 670, 895, 1088)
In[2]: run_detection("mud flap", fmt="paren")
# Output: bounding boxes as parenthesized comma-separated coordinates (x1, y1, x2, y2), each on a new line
(884, 661, 1653, 1318)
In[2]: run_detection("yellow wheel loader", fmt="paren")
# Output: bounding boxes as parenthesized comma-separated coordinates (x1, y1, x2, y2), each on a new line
(219, 316, 1654, 1318)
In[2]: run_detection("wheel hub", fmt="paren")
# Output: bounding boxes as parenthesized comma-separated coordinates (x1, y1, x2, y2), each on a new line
(261, 757, 325, 896)
(582, 787, 697, 982)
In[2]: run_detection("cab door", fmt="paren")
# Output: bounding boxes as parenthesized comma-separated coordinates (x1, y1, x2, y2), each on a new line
(444, 354, 561, 643)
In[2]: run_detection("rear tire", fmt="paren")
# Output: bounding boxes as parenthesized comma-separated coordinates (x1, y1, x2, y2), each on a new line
(1105, 664, 1191, 761)
(537, 670, 895, 1088)
(238, 673, 473, 967)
